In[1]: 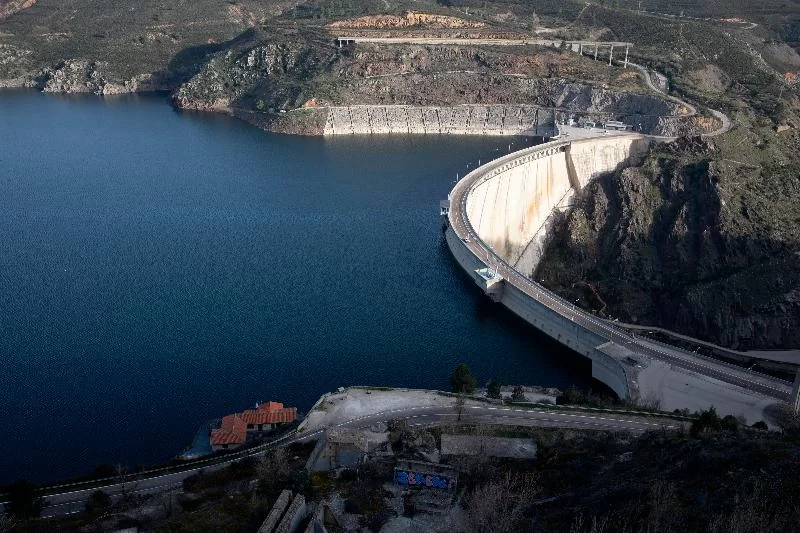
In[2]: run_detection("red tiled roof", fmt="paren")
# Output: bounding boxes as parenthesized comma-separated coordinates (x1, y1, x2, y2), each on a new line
(210, 414, 247, 446)
(211, 402, 297, 446)
(241, 406, 297, 425)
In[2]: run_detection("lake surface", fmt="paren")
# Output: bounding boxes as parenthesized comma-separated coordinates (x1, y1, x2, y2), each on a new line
(0, 91, 596, 484)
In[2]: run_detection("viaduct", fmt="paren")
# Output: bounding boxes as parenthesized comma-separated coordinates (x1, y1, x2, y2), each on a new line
(442, 133, 799, 421)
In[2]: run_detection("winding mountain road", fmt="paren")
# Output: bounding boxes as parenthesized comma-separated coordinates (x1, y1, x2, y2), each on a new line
(626, 61, 732, 138)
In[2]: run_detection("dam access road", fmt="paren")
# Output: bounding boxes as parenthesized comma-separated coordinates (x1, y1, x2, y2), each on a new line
(443, 131, 798, 422)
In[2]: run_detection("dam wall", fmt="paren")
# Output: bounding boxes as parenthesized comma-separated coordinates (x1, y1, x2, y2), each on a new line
(323, 105, 555, 136)
(446, 134, 793, 409)
(465, 135, 650, 277)
(446, 134, 649, 399)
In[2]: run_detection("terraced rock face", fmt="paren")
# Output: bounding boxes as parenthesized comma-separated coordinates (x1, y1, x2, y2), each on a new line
(536, 138, 800, 350)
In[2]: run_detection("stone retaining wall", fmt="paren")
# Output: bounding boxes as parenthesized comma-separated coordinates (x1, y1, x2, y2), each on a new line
(324, 105, 555, 136)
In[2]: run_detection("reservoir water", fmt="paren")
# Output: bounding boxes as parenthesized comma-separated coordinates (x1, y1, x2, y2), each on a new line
(0, 91, 596, 484)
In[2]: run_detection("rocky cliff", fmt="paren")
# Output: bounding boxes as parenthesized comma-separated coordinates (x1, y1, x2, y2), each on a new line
(536, 137, 800, 350)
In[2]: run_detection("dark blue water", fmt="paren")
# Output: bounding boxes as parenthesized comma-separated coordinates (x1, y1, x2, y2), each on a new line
(0, 91, 595, 484)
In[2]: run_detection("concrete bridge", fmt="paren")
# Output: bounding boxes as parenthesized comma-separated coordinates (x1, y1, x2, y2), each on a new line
(443, 133, 796, 421)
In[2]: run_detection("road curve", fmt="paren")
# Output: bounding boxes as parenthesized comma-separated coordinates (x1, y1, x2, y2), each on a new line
(627, 61, 732, 138)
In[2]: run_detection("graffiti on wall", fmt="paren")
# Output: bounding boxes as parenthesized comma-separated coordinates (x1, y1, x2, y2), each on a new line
(394, 469, 456, 491)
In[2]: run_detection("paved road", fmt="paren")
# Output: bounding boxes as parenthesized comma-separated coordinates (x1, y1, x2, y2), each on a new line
(10, 403, 681, 518)
(446, 142, 792, 402)
(336, 36, 632, 48)
(338, 404, 682, 434)
(627, 61, 732, 138)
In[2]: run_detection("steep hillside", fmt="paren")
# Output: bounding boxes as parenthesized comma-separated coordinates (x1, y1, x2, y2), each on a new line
(537, 134, 800, 350)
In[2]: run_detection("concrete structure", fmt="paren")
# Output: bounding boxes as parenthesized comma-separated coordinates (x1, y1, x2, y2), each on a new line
(792, 371, 800, 413)
(258, 490, 293, 533)
(440, 434, 537, 459)
(305, 428, 369, 472)
(324, 105, 554, 137)
(444, 134, 793, 419)
(276, 493, 308, 533)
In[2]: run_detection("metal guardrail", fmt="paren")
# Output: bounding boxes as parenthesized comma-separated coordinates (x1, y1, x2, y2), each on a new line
(447, 140, 792, 401)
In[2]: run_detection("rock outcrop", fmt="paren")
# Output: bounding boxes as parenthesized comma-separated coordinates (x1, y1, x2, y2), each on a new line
(171, 37, 692, 136)
(0, 0, 36, 21)
(536, 138, 800, 350)
(38, 60, 168, 95)
(171, 41, 336, 113)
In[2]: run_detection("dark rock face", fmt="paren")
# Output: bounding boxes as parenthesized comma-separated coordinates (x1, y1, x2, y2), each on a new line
(537, 139, 800, 350)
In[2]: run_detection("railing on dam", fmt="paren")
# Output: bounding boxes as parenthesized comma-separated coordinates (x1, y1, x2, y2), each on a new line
(446, 137, 793, 402)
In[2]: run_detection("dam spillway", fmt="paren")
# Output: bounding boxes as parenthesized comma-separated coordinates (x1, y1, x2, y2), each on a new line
(444, 133, 793, 417)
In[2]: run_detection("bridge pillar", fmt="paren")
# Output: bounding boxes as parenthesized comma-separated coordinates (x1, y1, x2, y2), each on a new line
(609, 45, 614, 66)
(624, 45, 629, 68)
(594, 44, 598, 61)
(791, 370, 800, 414)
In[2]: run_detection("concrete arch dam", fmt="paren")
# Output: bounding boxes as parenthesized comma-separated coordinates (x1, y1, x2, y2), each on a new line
(444, 135, 794, 418)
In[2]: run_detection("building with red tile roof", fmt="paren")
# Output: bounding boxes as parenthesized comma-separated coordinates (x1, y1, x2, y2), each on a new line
(210, 414, 248, 451)
(241, 402, 297, 430)
(210, 401, 297, 452)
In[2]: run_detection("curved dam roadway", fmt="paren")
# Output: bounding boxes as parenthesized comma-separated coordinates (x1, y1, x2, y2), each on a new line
(444, 132, 795, 421)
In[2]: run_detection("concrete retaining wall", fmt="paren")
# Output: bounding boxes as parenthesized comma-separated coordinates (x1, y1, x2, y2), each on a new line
(324, 105, 554, 136)
(276, 493, 307, 533)
(258, 490, 293, 533)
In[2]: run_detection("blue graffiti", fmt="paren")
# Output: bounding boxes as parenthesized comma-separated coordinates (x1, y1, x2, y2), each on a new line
(394, 470, 455, 491)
